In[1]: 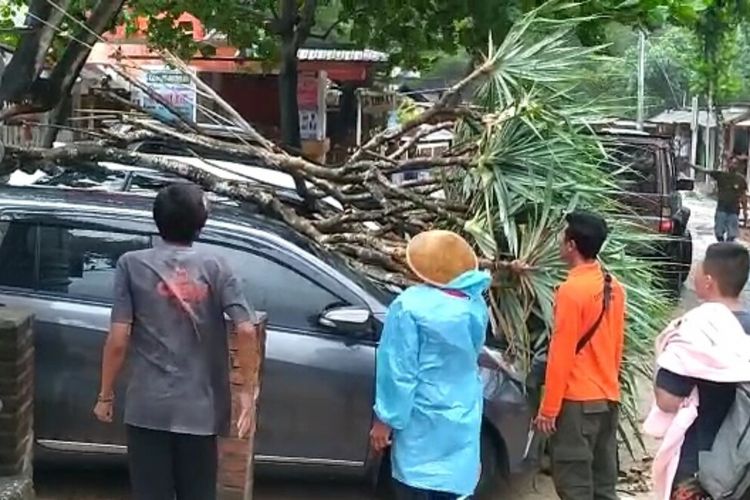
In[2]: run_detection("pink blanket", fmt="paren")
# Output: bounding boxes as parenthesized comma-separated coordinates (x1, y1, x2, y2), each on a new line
(643, 302, 750, 500)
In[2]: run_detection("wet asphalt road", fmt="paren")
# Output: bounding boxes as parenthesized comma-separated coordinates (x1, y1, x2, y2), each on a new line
(34, 192, 725, 500)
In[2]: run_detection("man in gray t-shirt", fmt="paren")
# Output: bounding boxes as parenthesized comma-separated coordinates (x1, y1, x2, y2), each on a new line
(93, 184, 257, 500)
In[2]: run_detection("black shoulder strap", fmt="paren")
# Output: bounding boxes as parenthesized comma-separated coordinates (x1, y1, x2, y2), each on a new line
(575, 270, 613, 354)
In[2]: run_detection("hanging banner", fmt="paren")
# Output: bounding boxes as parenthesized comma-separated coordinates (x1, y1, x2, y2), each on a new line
(132, 66, 197, 123)
(297, 71, 320, 110)
(297, 70, 327, 140)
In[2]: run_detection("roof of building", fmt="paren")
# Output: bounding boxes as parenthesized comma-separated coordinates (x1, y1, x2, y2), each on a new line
(650, 106, 750, 127)
(297, 48, 388, 63)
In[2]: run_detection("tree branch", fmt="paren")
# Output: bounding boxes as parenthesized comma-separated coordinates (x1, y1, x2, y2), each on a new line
(295, 0, 318, 47)
(2, 142, 325, 242)
(126, 118, 354, 182)
(0, 0, 72, 104)
(308, 17, 347, 40)
(348, 56, 498, 163)
(384, 155, 473, 175)
(388, 122, 455, 159)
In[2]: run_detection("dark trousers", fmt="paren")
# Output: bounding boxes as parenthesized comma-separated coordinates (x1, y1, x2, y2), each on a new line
(393, 480, 461, 500)
(549, 400, 619, 500)
(127, 425, 218, 500)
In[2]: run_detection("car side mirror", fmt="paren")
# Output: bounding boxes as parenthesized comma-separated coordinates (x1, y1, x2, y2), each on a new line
(676, 177, 695, 191)
(319, 306, 372, 335)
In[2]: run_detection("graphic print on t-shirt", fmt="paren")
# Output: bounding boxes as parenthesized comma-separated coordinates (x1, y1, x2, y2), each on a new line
(113, 246, 255, 436)
(156, 266, 208, 306)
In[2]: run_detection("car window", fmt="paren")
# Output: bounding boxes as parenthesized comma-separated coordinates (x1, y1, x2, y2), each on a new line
(36, 227, 150, 301)
(195, 242, 347, 331)
(610, 144, 659, 193)
(34, 168, 128, 191)
(0, 222, 36, 289)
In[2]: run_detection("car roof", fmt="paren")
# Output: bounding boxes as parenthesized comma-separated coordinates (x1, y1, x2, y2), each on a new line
(598, 130, 673, 147)
(0, 184, 312, 247)
(17, 149, 343, 211)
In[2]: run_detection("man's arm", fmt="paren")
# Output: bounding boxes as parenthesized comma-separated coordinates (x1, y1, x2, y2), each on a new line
(538, 286, 581, 420)
(98, 323, 131, 401)
(654, 369, 694, 413)
(94, 257, 133, 423)
(691, 164, 720, 179)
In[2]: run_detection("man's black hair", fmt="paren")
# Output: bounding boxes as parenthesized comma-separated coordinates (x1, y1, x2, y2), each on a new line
(564, 211, 609, 260)
(704, 242, 750, 297)
(153, 183, 208, 245)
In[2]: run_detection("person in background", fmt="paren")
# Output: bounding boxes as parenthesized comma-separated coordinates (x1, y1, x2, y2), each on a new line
(695, 156, 748, 241)
(93, 184, 258, 500)
(369, 230, 491, 500)
(534, 211, 626, 500)
(648, 242, 750, 499)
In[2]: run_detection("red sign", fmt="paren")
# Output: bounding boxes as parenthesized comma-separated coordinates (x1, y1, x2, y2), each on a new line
(297, 71, 319, 110)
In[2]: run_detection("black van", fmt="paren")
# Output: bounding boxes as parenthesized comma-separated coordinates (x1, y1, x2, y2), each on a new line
(603, 130, 694, 293)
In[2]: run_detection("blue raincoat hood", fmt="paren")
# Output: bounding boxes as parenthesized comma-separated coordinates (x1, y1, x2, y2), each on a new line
(440, 269, 492, 299)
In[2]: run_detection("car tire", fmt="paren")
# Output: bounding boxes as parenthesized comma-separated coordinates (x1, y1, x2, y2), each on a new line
(681, 230, 693, 282)
(376, 428, 509, 499)
(665, 267, 683, 299)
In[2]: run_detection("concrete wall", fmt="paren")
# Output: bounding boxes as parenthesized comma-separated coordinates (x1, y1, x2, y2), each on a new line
(0, 309, 35, 499)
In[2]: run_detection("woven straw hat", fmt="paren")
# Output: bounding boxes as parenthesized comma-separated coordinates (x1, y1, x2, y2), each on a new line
(406, 230, 478, 287)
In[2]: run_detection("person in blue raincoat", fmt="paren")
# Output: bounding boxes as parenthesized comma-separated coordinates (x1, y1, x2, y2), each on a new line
(369, 230, 491, 500)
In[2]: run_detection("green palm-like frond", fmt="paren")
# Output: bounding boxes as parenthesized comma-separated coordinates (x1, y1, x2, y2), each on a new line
(450, 6, 671, 451)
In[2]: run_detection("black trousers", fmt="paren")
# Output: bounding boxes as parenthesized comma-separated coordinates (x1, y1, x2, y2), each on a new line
(549, 400, 619, 500)
(127, 425, 218, 500)
(393, 480, 461, 500)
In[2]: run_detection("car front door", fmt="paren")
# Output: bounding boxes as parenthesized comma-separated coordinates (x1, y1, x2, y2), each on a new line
(0, 216, 151, 453)
(195, 238, 376, 470)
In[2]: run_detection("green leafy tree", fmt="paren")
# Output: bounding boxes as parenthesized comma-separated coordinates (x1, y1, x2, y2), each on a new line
(588, 26, 699, 116)
(341, 0, 718, 70)
(0, 0, 127, 145)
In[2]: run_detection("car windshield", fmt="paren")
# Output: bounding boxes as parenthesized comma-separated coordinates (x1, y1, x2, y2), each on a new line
(609, 143, 659, 193)
(303, 243, 399, 306)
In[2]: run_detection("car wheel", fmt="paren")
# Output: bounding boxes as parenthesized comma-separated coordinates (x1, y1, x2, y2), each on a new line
(681, 230, 693, 282)
(664, 267, 683, 299)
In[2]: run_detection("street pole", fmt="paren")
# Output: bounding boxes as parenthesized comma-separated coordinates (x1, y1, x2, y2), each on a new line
(356, 90, 363, 146)
(636, 29, 646, 131)
(705, 86, 714, 170)
(690, 95, 699, 176)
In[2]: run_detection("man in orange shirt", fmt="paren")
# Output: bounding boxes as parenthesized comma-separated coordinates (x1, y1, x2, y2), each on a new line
(534, 211, 626, 500)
